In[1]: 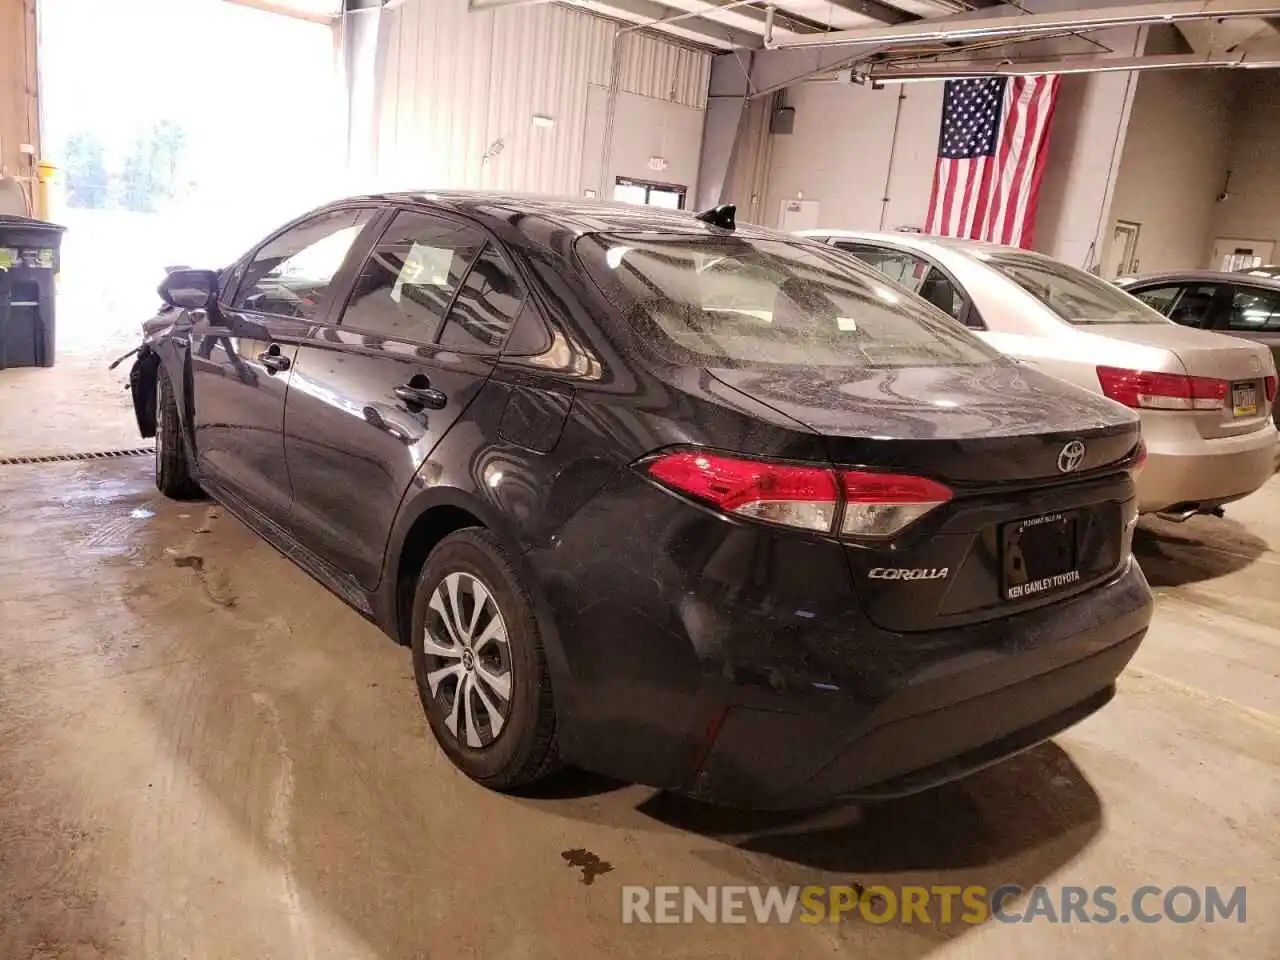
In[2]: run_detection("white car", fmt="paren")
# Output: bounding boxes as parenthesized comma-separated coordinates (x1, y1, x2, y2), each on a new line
(798, 230, 1279, 516)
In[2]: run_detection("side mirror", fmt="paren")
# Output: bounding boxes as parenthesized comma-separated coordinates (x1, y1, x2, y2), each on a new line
(158, 268, 218, 310)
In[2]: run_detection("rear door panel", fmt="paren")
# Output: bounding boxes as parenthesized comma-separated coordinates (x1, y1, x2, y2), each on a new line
(283, 207, 528, 588)
(285, 333, 496, 587)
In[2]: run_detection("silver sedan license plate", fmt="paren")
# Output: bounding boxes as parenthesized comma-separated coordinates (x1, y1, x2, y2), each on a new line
(1232, 382, 1258, 418)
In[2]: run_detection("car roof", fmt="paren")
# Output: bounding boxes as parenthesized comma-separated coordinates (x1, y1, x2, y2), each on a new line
(795, 229, 1021, 258)
(1118, 269, 1280, 291)
(339, 189, 787, 241)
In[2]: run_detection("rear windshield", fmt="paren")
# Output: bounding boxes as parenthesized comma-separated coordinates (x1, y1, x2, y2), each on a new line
(984, 252, 1168, 325)
(575, 234, 1001, 369)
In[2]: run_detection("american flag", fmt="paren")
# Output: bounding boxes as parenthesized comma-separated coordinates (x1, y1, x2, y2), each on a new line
(924, 75, 1060, 248)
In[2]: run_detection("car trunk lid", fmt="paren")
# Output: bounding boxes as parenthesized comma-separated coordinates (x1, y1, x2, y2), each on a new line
(1093, 323, 1275, 437)
(706, 361, 1142, 632)
(707, 361, 1139, 486)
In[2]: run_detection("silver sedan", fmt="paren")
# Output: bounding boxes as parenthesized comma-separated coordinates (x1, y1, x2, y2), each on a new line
(798, 230, 1279, 516)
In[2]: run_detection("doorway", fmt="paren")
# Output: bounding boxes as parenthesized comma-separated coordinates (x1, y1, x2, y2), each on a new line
(1107, 220, 1141, 278)
(39, 0, 346, 357)
(613, 177, 686, 210)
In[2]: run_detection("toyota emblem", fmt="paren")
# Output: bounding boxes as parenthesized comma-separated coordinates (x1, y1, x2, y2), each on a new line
(1057, 440, 1086, 473)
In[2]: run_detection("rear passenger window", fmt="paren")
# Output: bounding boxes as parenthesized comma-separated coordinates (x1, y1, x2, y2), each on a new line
(1167, 285, 1218, 329)
(438, 244, 526, 353)
(1131, 285, 1180, 315)
(1229, 286, 1280, 331)
(341, 211, 485, 343)
(838, 244, 930, 293)
(917, 268, 964, 322)
(836, 243, 967, 324)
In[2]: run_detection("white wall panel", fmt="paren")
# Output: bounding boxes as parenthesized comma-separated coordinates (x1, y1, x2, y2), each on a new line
(370, 0, 709, 197)
(485, 4, 614, 193)
(376, 0, 497, 191)
(761, 80, 940, 232)
(618, 32, 711, 109)
(1107, 46, 1235, 272)
(1212, 74, 1280, 251)
(582, 86, 705, 197)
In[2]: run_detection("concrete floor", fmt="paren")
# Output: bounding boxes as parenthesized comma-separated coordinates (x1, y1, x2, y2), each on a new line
(0, 465, 1276, 959)
(1, 343, 1278, 958)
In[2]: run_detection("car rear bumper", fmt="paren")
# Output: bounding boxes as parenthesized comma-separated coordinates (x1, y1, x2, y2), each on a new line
(684, 561, 1149, 808)
(532, 473, 1153, 808)
(1138, 422, 1279, 513)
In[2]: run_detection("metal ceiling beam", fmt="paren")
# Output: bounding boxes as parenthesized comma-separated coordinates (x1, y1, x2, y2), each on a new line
(224, 0, 338, 23)
(653, 1, 827, 34)
(864, 49, 1280, 78)
(767, 0, 1280, 49)
(470, 0, 765, 47)
(823, 0, 918, 26)
(597, 0, 764, 45)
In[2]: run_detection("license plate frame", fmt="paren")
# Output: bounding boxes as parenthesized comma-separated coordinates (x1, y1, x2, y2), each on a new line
(1001, 511, 1081, 602)
(1231, 381, 1259, 418)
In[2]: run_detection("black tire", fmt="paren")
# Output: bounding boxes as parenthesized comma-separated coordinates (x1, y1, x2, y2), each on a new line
(154, 367, 203, 500)
(411, 528, 560, 789)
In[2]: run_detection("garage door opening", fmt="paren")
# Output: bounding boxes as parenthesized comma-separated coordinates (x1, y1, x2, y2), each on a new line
(39, 0, 346, 357)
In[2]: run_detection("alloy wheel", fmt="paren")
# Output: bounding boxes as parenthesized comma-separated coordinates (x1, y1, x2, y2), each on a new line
(423, 571, 513, 749)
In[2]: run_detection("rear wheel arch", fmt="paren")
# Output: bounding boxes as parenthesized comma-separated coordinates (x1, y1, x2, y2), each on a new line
(392, 501, 489, 647)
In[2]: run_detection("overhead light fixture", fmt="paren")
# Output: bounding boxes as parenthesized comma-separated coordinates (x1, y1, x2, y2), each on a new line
(532, 114, 555, 129)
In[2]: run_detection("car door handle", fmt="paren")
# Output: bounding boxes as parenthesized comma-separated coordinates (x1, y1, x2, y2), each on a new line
(257, 351, 291, 372)
(394, 383, 448, 410)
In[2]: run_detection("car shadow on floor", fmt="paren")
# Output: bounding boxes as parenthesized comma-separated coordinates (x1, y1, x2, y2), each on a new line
(1133, 515, 1268, 587)
(518, 740, 1102, 951)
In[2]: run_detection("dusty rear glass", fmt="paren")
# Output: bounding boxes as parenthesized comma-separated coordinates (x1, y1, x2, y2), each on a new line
(575, 234, 1001, 369)
(984, 251, 1167, 325)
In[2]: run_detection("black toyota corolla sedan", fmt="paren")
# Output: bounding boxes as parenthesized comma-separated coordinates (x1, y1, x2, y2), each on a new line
(126, 192, 1152, 808)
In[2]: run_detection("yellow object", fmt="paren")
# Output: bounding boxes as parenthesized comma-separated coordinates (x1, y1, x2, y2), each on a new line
(35, 161, 58, 221)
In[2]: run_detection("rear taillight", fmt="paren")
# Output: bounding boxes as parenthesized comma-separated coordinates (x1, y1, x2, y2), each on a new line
(1097, 365, 1227, 411)
(840, 470, 953, 539)
(647, 451, 837, 533)
(1267, 376, 1278, 403)
(644, 451, 951, 540)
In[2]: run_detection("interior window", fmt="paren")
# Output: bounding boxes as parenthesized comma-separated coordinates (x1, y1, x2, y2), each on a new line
(987, 252, 1167, 324)
(917, 268, 964, 321)
(1131, 285, 1181, 316)
(1228, 286, 1280, 331)
(1166, 285, 1219, 329)
(838, 244, 929, 293)
(235, 208, 374, 320)
(341, 211, 485, 343)
(439, 244, 526, 352)
(836, 244, 964, 322)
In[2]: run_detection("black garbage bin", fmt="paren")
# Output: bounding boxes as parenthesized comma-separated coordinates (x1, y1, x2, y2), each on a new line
(0, 215, 67, 369)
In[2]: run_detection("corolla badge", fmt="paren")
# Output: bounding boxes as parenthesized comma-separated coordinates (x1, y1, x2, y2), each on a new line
(869, 567, 949, 581)
(1057, 440, 1086, 474)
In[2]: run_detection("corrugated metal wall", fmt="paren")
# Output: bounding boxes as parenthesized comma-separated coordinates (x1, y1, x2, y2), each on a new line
(372, 0, 710, 194)
(0, 0, 39, 198)
(618, 32, 710, 110)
